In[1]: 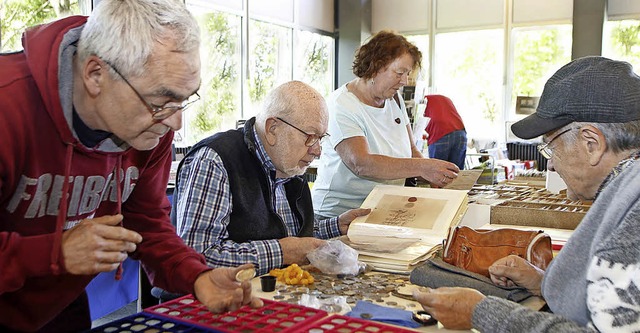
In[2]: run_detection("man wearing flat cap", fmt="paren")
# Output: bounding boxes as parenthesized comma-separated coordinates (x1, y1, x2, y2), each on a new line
(412, 56, 640, 331)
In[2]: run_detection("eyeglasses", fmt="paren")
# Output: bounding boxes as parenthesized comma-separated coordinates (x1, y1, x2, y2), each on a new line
(537, 127, 575, 159)
(276, 117, 330, 147)
(102, 59, 200, 120)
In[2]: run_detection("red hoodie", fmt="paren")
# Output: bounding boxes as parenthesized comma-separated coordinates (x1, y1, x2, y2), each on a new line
(0, 16, 209, 331)
(423, 94, 466, 145)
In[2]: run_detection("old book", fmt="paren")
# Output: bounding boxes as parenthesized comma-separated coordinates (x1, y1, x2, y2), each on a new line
(346, 185, 469, 273)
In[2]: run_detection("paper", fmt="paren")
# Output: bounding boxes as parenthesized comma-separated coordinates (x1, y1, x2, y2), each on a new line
(443, 169, 483, 191)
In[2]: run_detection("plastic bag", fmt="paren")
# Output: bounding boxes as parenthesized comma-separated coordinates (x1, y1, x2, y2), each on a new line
(306, 239, 365, 276)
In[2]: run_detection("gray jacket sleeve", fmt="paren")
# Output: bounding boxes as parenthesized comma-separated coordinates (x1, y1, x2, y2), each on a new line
(472, 297, 598, 333)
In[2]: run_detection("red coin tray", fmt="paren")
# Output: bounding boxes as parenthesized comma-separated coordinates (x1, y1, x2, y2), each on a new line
(144, 294, 328, 332)
(298, 314, 420, 333)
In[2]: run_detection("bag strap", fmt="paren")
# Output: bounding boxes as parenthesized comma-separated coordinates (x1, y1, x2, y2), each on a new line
(393, 92, 402, 109)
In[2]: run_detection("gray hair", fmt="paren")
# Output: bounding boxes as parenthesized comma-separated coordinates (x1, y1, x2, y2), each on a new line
(563, 120, 640, 154)
(256, 81, 324, 128)
(77, 0, 200, 78)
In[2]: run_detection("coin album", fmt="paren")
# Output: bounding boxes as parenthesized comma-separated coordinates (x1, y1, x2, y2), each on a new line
(89, 294, 418, 332)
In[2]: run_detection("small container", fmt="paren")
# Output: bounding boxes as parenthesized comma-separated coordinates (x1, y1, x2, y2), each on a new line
(260, 275, 277, 292)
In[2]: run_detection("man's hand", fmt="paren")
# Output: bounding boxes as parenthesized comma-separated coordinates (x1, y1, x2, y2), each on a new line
(278, 237, 325, 265)
(413, 287, 485, 330)
(61, 214, 142, 275)
(194, 264, 263, 313)
(488, 255, 545, 296)
(337, 208, 371, 235)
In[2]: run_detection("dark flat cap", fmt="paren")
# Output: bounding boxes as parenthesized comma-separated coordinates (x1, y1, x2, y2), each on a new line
(511, 56, 640, 139)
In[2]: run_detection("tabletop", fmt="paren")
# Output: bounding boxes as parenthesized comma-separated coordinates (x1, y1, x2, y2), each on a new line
(251, 271, 545, 332)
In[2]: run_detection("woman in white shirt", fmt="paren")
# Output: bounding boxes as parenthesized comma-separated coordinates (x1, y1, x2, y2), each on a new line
(312, 30, 459, 219)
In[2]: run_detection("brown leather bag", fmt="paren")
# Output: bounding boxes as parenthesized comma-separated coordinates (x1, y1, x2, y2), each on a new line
(442, 226, 553, 277)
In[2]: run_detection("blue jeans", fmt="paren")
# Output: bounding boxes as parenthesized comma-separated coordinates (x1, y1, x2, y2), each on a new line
(428, 130, 467, 170)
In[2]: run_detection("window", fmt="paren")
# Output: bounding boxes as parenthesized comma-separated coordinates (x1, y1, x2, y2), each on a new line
(510, 25, 572, 120)
(294, 30, 334, 98)
(179, 0, 335, 146)
(405, 34, 429, 91)
(1, 0, 86, 52)
(181, 8, 242, 144)
(603, 19, 640, 74)
(434, 29, 504, 141)
(245, 19, 292, 118)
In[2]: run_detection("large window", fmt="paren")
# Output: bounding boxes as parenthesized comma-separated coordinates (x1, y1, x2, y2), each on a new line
(294, 30, 334, 98)
(245, 20, 292, 118)
(179, 1, 335, 146)
(1, 0, 86, 52)
(405, 34, 429, 95)
(603, 19, 640, 74)
(182, 8, 243, 144)
(434, 29, 504, 141)
(510, 25, 572, 120)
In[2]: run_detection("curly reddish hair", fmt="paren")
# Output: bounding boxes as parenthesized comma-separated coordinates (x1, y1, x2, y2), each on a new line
(352, 30, 422, 79)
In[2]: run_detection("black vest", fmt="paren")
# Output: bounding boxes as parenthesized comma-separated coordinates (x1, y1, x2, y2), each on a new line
(171, 117, 314, 242)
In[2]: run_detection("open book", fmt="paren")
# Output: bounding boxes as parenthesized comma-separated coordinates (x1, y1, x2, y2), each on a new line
(346, 185, 469, 273)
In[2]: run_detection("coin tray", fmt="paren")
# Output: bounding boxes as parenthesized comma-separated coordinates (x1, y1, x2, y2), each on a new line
(144, 294, 328, 332)
(87, 311, 212, 332)
(297, 314, 419, 333)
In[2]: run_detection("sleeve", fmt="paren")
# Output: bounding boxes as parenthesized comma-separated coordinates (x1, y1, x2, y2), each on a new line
(472, 200, 640, 333)
(123, 134, 209, 295)
(175, 147, 284, 276)
(313, 216, 341, 239)
(472, 297, 598, 333)
(327, 94, 366, 149)
(585, 199, 640, 332)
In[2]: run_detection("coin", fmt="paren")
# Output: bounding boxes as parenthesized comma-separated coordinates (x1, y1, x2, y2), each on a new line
(360, 313, 373, 319)
(235, 268, 256, 282)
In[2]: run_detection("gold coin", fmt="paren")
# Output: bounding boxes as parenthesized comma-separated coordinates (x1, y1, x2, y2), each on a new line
(235, 268, 256, 282)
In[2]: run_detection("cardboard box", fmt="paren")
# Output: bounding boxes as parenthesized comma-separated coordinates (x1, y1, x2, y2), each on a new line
(490, 200, 588, 230)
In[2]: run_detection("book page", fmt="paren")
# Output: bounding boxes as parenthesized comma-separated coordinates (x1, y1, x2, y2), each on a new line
(347, 185, 468, 244)
(364, 194, 445, 229)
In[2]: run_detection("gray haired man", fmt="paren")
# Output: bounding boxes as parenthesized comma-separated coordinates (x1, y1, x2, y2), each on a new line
(414, 56, 640, 331)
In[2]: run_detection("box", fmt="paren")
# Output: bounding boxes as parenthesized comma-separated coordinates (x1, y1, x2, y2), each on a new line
(490, 200, 589, 230)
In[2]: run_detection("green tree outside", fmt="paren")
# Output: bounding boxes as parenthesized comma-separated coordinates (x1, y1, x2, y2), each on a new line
(1, 0, 78, 51)
(188, 11, 240, 142)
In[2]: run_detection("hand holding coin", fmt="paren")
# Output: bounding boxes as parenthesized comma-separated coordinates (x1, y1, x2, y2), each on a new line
(235, 267, 256, 282)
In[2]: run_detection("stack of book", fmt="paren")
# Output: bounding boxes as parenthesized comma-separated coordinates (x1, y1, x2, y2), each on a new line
(345, 185, 469, 274)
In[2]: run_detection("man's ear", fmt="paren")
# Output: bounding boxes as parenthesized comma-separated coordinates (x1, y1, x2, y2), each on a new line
(264, 117, 279, 146)
(579, 125, 607, 166)
(81, 55, 106, 97)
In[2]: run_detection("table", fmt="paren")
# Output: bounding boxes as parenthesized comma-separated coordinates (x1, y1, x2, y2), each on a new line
(251, 271, 545, 332)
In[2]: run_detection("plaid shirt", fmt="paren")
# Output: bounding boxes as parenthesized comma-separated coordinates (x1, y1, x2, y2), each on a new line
(175, 129, 340, 275)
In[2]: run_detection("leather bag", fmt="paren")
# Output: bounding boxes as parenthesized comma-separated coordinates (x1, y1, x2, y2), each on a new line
(442, 226, 553, 277)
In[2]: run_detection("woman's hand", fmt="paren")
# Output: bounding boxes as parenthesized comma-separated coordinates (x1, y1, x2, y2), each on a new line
(419, 159, 460, 188)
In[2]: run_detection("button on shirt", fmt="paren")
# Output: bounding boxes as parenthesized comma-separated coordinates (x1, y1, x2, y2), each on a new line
(175, 129, 341, 275)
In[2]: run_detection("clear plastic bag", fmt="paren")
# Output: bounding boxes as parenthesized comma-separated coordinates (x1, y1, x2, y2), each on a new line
(306, 239, 365, 276)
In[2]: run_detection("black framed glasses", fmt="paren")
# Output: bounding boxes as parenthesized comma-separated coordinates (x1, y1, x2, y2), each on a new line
(102, 59, 200, 120)
(537, 127, 575, 159)
(276, 117, 330, 147)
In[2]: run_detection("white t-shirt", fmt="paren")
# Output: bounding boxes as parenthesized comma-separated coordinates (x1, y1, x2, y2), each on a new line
(311, 84, 412, 218)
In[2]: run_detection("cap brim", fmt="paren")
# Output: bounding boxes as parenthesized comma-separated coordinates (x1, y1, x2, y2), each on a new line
(510, 113, 573, 140)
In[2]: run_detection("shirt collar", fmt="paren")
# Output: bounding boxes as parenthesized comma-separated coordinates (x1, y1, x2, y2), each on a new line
(595, 150, 640, 200)
(252, 127, 291, 184)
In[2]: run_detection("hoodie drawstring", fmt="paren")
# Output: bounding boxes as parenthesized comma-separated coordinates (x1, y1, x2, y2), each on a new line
(114, 156, 123, 280)
(50, 144, 74, 274)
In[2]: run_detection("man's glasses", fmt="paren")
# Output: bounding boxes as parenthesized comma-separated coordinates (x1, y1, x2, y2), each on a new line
(537, 127, 575, 159)
(102, 59, 200, 120)
(276, 117, 330, 147)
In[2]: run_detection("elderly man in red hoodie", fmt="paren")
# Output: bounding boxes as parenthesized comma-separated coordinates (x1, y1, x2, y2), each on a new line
(0, 0, 261, 331)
